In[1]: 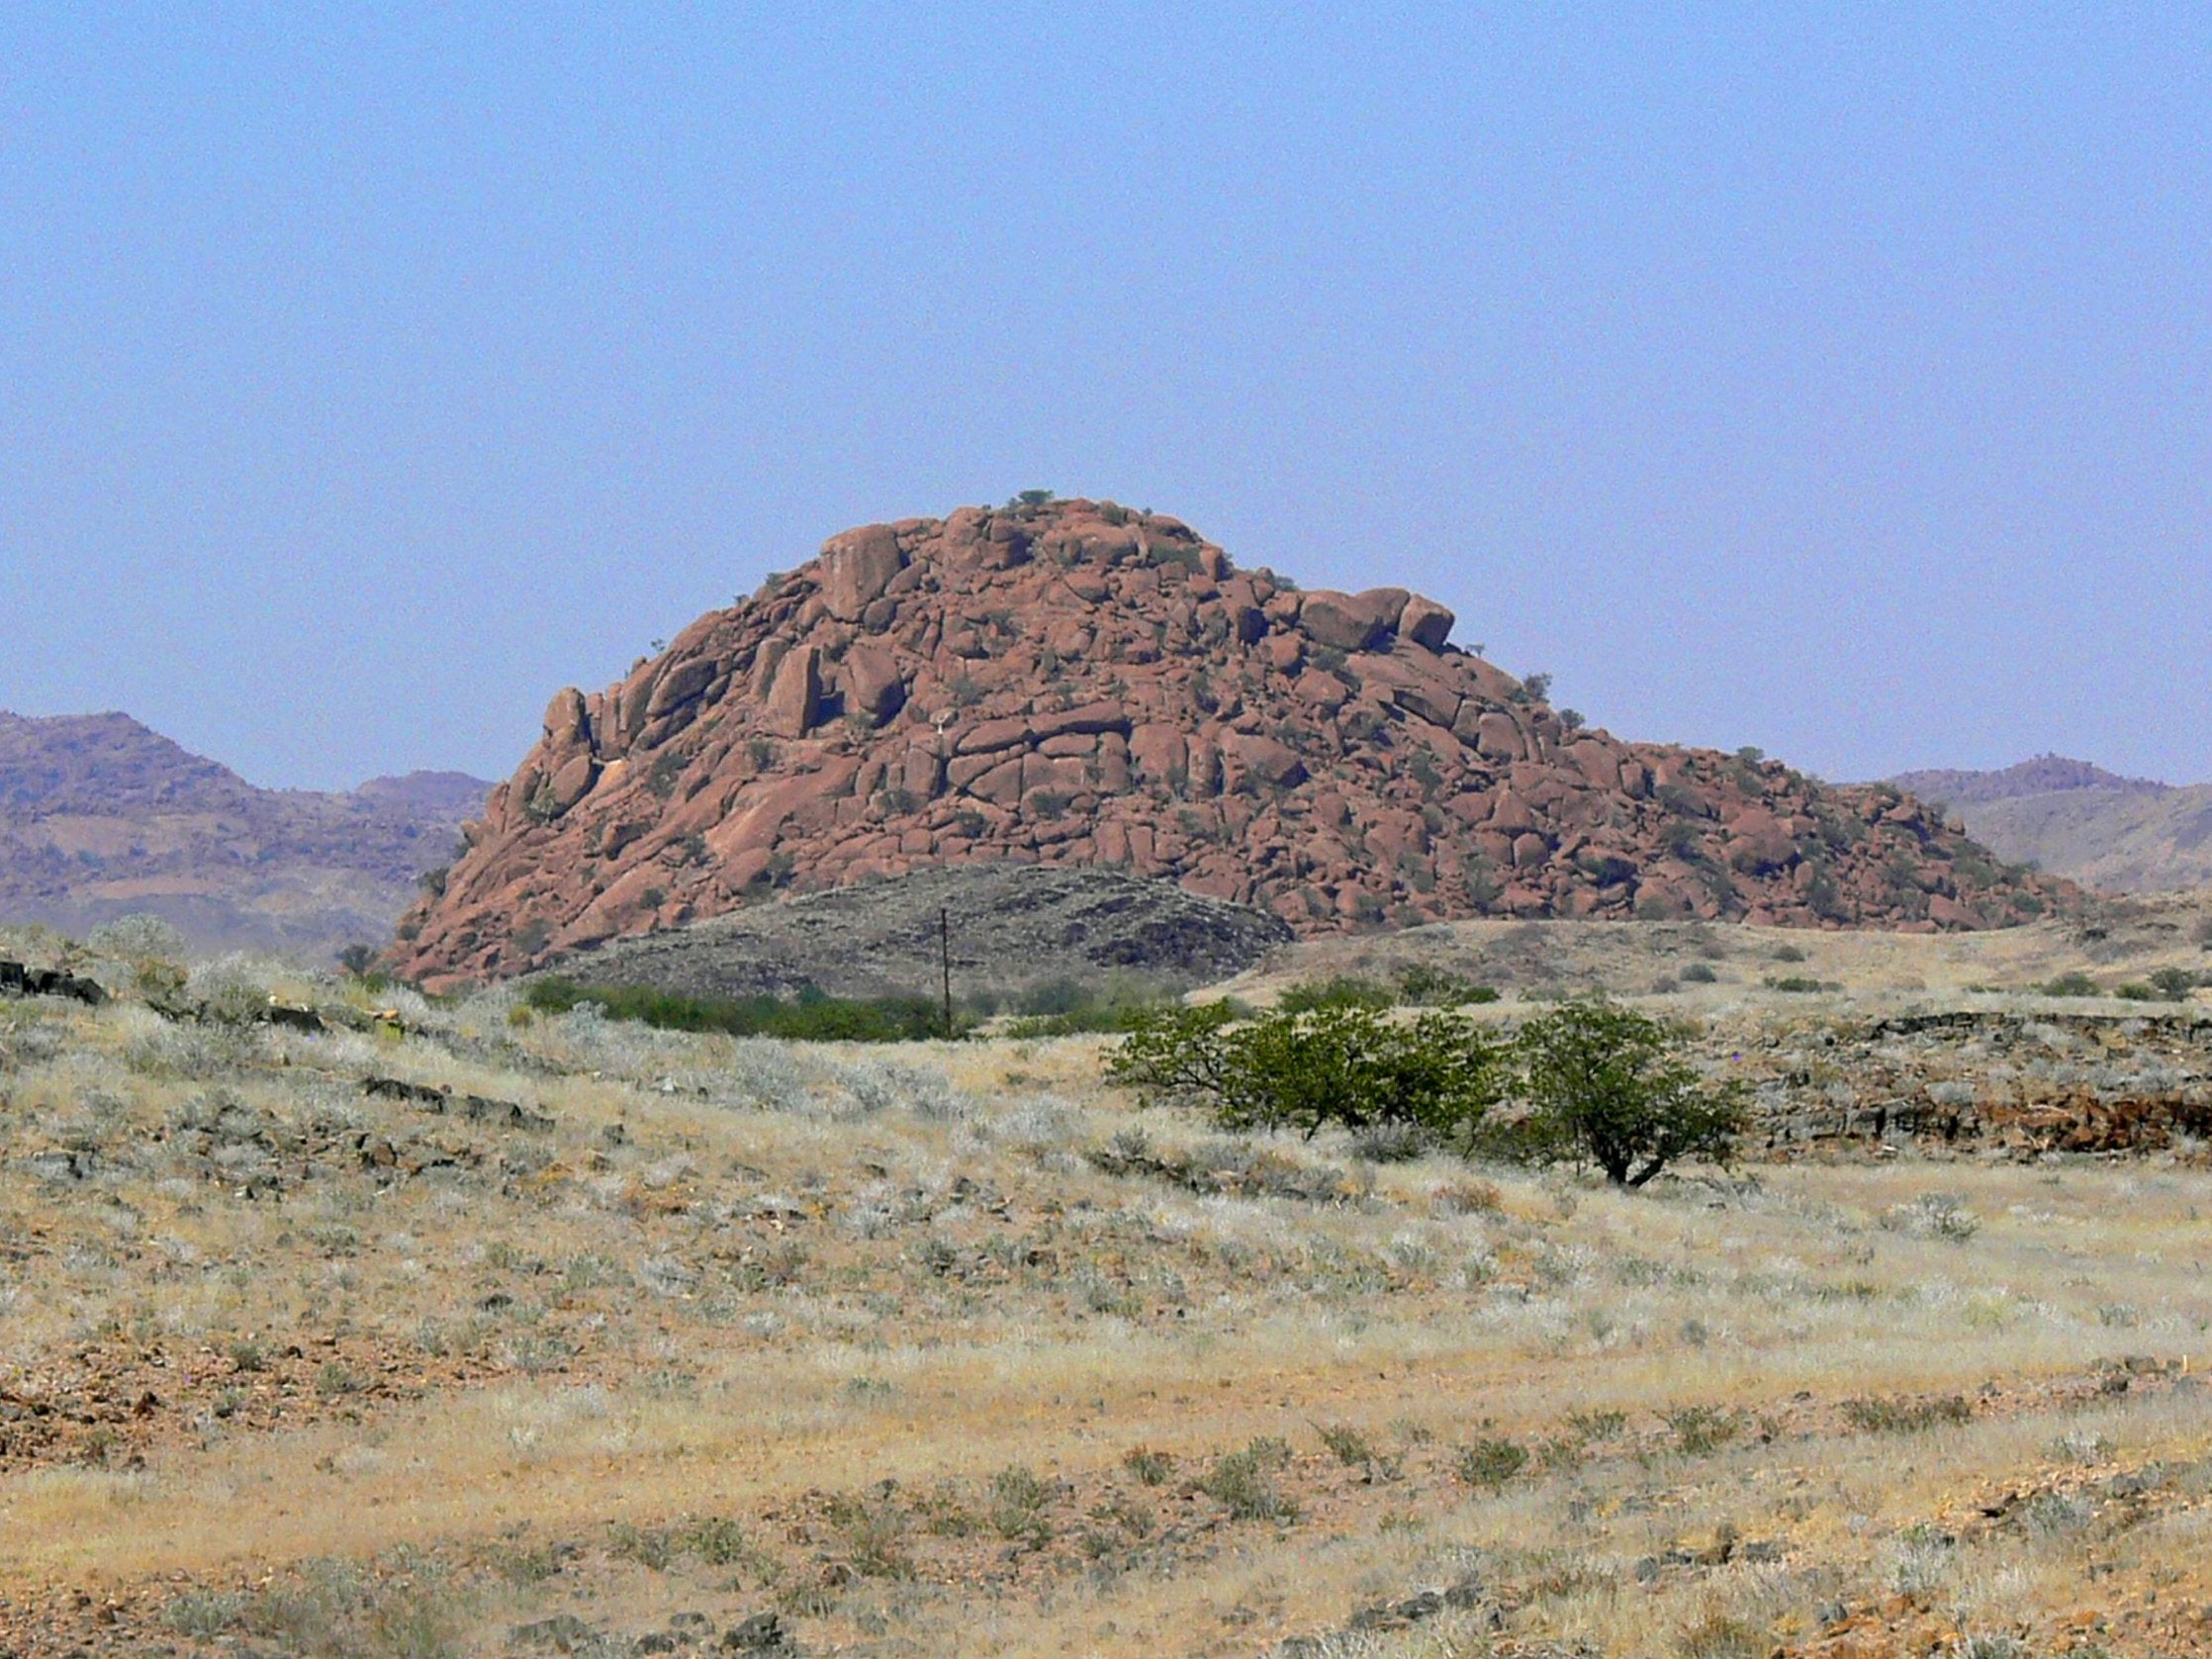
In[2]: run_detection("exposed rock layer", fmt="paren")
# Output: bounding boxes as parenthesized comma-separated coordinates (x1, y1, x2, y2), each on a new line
(391, 500, 2068, 985)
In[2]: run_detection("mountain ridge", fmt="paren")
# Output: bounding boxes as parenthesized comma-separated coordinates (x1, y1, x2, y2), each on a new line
(0, 710, 492, 959)
(1884, 754, 2211, 895)
(1889, 754, 2173, 808)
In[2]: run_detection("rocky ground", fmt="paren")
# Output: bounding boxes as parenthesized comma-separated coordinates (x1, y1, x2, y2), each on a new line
(3, 916, 2212, 1655)
(391, 499, 2065, 986)
(533, 865, 1293, 1004)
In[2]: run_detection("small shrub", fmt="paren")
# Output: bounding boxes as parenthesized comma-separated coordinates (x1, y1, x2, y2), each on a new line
(2149, 966, 2200, 999)
(1679, 962, 1719, 984)
(166, 1590, 245, 1639)
(2039, 970, 2100, 998)
(1664, 1405, 1742, 1456)
(1314, 1423, 1376, 1467)
(682, 1516, 748, 1565)
(1565, 1408, 1627, 1443)
(1395, 964, 1500, 1006)
(314, 1361, 363, 1398)
(1676, 1610, 1772, 1659)
(1454, 1436, 1527, 1489)
(1888, 1523, 1955, 1597)
(987, 1464, 1056, 1545)
(1885, 1192, 1981, 1243)
(1198, 1442, 1298, 1522)
(824, 1494, 914, 1579)
(608, 1521, 675, 1571)
(1122, 1446, 1174, 1486)
(1350, 1120, 1431, 1162)
(1840, 1395, 1972, 1434)
(1276, 974, 1395, 1014)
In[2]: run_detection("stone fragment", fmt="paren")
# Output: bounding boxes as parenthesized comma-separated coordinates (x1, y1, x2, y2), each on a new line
(764, 646, 822, 738)
(1398, 595, 1455, 650)
(822, 523, 905, 619)
(1299, 587, 1410, 652)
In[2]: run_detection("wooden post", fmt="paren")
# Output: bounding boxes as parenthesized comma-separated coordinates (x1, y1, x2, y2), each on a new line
(939, 906, 954, 1040)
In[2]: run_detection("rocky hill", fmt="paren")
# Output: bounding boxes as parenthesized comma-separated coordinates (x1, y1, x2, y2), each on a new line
(533, 864, 1293, 1004)
(1888, 756, 2212, 894)
(0, 711, 491, 960)
(389, 499, 2068, 985)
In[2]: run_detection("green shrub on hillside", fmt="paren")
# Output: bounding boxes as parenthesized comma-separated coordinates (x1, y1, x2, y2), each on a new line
(1109, 994, 1737, 1188)
(1273, 967, 1499, 1015)
(998, 975, 1201, 1037)
(1508, 999, 1746, 1187)
(1276, 975, 1395, 1014)
(1108, 1002, 1501, 1145)
(1393, 964, 1501, 1006)
(521, 978, 956, 1042)
(2037, 971, 2100, 998)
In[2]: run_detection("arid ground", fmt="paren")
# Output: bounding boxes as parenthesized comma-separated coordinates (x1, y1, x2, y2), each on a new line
(3, 901, 2210, 1657)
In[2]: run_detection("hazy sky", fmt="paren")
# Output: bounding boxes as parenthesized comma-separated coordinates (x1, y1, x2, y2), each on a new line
(4, 7, 2206, 790)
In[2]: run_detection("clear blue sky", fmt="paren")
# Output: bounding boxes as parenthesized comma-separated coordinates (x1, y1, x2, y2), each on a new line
(4, 6, 2206, 790)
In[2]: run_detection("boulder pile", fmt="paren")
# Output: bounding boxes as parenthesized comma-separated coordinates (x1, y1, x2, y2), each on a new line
(390, 499, 2068, 986)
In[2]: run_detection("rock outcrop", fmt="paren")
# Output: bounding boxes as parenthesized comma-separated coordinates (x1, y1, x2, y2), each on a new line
(390, 499, 2070, 985)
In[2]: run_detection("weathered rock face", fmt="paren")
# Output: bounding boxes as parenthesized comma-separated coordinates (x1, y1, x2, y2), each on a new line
(388, 499, 2071, 985)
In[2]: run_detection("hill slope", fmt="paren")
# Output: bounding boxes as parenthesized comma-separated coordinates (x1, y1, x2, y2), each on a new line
(535, 864, 1293, 1003)
(0, 711, 491, 959)
(391, 499, 2066, 985)
(1888, 756, 2212, 893)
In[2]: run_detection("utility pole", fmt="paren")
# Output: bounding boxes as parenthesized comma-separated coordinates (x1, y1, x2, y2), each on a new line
(939, 906, 954, 1040)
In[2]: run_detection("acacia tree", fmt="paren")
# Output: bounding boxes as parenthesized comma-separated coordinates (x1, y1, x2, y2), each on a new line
(1109, 1002, 1500, 1146)
(1511, 998, 1746, 1186)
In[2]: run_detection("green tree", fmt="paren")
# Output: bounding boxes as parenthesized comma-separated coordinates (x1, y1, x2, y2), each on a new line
(1510, 998, 1745, 1186)
(1109, 1003, 1500, 1146)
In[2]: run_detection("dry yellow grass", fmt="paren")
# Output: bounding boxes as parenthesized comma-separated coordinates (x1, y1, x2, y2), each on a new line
(1, 929, 2210, 1655)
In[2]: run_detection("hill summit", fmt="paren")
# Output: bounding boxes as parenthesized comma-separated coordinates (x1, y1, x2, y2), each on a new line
(390, 499, 2065, 984)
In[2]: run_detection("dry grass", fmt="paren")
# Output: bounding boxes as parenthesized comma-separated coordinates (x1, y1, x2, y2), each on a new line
(1, 939, 2210, 1655)
(1216, 889, 2212, 1016)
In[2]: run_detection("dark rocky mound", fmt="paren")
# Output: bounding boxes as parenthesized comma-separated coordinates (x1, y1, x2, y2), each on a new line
(532, 864, 1293, 1003)
(391, 499, 2069, 986)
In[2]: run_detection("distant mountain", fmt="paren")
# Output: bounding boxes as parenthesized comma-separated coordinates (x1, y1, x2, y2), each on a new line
(1890, 755, 2170, 808)
(1886, 756, 2212, 894)
(0, 711, 492, 960)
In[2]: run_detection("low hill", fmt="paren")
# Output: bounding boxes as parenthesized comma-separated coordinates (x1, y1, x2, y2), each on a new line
(0, 710, 491, 959)
(1887, 756, 2212, 893)
(533, 864, 1293, 1004)
(390, 498, 2067, 986)
(1889, 754, 2170, 808)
